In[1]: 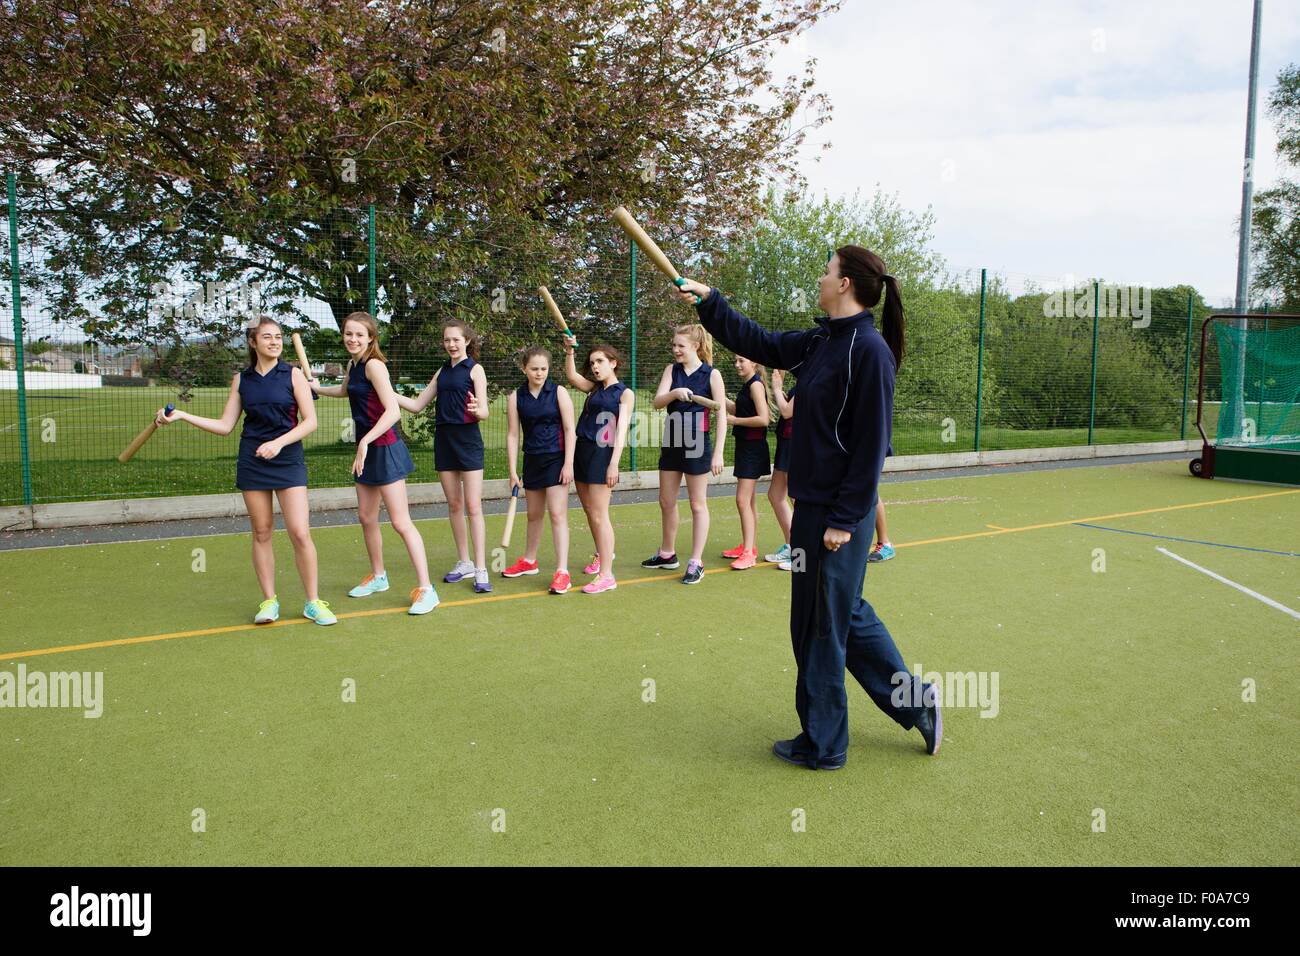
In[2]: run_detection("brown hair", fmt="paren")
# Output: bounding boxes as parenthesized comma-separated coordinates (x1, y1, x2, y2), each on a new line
(342, 311, 386, 367)
(442, 318, 482, 361)
(834, 245, 905, 369)
(585, 343, 622, 377)
(245, 315, 282, 368)
(517, 345, 552, 371)
(674, 323, 714, 365)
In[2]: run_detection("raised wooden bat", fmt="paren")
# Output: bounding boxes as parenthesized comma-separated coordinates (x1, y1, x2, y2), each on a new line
(119, 403, 174, 463)
(538, 286, 577, 347)
(610, 205, 700, 302)
(291, 332, 313, 380)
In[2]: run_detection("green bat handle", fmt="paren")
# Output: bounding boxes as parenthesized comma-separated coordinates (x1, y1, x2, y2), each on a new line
(674, 277, 702, 304)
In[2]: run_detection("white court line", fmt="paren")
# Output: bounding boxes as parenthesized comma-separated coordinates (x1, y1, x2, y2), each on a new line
(1157, 546, 1300, 622)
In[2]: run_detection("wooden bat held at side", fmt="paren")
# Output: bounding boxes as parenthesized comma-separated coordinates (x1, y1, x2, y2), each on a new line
(291, 332, 313, 379)
(610, 205, 700, 303)
(689, 393, 721, 411)
(119, 403, 174, 463)
(538, 286, 577, 348)
(501, 482, 520, 548)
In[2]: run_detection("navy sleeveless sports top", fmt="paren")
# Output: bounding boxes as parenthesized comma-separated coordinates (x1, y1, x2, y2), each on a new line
(517, 380, 563, 454)
(348, 359, 398, 447)
(435, 356, 478, 425)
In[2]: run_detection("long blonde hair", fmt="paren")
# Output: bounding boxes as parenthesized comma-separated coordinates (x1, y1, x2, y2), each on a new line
(343, 311, 387, 366)
(737, 355, 777, 425)
(674, 323, 713, 366)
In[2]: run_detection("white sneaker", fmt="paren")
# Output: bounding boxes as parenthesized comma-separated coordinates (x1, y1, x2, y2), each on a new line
(444, 559, 476, 583)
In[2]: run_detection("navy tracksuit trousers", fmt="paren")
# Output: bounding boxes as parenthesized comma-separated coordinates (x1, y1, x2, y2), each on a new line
(788, 499, 924, 762)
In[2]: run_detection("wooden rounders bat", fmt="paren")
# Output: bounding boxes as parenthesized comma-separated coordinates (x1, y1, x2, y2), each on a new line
(538, 286, 577, 348)
(119, 403, 174, 463)
(610, 205, 700, 303)
(291, 332, 313, 379)
(689, 393, 721, 411)
(501, 482, 520, 548)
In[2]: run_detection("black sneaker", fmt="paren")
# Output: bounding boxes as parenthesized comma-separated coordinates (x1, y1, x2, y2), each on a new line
(772, 737, 846, 770)
(641, 551, 680, 569)
(681, 559, 704, 584)
(915, 682, 942, 755)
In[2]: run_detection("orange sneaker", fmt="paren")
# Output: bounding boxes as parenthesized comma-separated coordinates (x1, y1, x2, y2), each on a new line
(503, 557, 540, 577)
(720, 543, 746, 559)
(549, 570, 571, 594)
(730, 548, 758, 570)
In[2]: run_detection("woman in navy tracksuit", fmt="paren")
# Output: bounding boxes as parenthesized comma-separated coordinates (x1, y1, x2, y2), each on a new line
(675, 247, 941, 768)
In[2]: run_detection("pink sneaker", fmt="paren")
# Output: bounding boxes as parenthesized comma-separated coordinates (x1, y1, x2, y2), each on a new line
(730, 548, 758, 570)
(581, 576, 617, 594)
(720, 543, 745, 559)
(583, 552, 613, 575)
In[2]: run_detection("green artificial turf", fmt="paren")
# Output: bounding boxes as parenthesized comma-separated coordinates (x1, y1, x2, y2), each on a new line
(0, 459, 1296, 865)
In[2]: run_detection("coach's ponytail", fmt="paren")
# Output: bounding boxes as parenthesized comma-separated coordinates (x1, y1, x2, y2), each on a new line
(879, 274, 906, 371)
(835, 245, 906, 370)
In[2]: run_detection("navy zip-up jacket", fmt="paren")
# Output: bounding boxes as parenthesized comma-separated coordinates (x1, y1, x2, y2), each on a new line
(694, 287, 894, 532)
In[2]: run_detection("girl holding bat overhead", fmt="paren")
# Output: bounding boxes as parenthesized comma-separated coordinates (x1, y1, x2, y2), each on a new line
(719, 354, 772, 570)
(643, 324, 726, 585)
(308, 312, 438, 615)
(764, 369, 796, 570)
(503, 346, 577, 595)
(674, 247, 941, 768)
(153, 315, 336, 626)
(397, 318, 492, 594)
(562, 337, 635, 594)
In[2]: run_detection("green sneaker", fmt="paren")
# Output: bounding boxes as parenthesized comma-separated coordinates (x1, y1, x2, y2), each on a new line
(348, 571, 389, 597)
(254, 596, 279, 624)
(409, 585, 440, 615)
(304, 599, 337, 626)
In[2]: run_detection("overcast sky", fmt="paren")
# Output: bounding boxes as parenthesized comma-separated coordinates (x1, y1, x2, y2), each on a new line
(766, 0, 1299, 304)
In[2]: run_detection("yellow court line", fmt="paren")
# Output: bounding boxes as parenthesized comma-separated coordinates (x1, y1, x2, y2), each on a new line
(4, 486, 1298, 662)
(899, 487, 1300, 550)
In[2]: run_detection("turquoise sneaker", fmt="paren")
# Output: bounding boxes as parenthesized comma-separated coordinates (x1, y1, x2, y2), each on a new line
(254, 596, 279, 624)
(304, 599, 337, 626)
(764, 543, 791, 563)
(409, 586, 440, 615)
(349, 571, 390, 597)
(868, 542, 896, 563)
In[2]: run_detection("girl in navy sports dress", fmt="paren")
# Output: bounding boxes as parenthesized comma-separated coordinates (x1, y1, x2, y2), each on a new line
(503, 346, 577, 594)
(154, 315, 335, 626)
(397, 319, 492, 593)
(562, 337, 635, 595)
(645, 324, 726, 585)
(766, 369, 796, 570)
(720, 354, 772, 570)
(308, 312, 438, 615)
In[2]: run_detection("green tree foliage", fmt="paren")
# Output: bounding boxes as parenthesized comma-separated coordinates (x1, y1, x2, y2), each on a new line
(1252, 64, 1299, 311)
(0, 0, 837, 363)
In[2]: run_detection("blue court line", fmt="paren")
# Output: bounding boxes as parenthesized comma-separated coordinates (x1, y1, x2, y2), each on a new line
(1073, 523, 1300, 557)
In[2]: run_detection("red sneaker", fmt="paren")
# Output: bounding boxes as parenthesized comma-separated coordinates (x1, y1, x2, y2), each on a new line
(549, 570, 571, 594)
(720, 543, 746, 559)
(502, 557, 540, 578)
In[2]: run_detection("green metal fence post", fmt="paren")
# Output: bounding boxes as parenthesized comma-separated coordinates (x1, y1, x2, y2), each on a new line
(1257, 304, 1269, 430)
(974, 267, 986, 452)
(367, 204, 376, 315)
(628, 242, 638, 472)
(1087, 280, 1100, 445)
(6, 173, 33, 507)
(1180, 292, 1193, 440)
